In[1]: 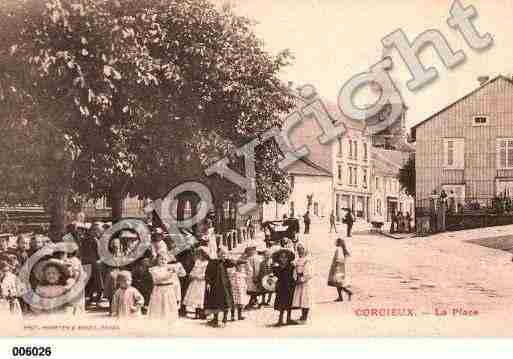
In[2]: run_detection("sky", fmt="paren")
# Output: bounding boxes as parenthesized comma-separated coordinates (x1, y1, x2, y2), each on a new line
(217, 0, 513, 130)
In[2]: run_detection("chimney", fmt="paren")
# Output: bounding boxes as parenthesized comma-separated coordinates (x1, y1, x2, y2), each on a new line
(478, 76, 490, 86)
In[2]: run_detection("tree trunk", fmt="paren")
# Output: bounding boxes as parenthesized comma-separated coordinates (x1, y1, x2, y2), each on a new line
(110, 185, 124, 223)
(47, 185, 69, 242)
(47, 150, 73, 242)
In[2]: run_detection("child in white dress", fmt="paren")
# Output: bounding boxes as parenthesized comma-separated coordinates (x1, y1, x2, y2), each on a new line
(168, 254, 186, 307)
(147, 253, 179, 322)
(228, 260, 248, 321)
(111, 271, 144, 318)
(183, 248, 209, 319)
(292, 243, 313, 324)
(243, 245, 262, 309)
(0, 260, 21, 317)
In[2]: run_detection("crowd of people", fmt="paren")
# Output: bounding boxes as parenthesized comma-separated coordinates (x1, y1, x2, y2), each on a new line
(0, 217, 354, 328)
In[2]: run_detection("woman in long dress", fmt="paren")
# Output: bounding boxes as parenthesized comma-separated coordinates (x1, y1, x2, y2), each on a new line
(327, 238, 352, 301)
(147, 253, 179, 322)
(292, 243, 313, 323)
(182, 248, 209, 319)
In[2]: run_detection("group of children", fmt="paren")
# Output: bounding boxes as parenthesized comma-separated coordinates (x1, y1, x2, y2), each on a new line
(177, 238, 316, 327)
(0, 221, 354, 328)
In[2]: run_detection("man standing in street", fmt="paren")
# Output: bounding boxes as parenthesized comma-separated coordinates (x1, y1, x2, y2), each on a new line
(344, 209, 354, 238)
(303, 211, 311, 234)
(329, 211, 337, 233)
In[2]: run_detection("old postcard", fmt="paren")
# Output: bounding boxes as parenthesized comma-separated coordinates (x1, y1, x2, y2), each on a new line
(0, 0, 511, 338)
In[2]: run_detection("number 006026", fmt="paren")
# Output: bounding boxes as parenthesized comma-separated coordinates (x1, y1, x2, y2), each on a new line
(11, 346, 52, 357)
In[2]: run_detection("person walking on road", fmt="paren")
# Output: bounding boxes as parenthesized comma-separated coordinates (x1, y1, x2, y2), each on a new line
(329, 211, 337, 233)
(327, 238, 352, 302)
(303, 211, 311, 235)
(344, 209, 354, 238)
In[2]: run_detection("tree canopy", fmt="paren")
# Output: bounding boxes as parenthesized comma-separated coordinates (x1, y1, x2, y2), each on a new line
(0, 0, 295, 230)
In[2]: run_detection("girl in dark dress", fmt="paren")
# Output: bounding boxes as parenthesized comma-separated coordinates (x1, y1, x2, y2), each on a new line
(204, 247, 236, 327)
(272, 249, 296, 326)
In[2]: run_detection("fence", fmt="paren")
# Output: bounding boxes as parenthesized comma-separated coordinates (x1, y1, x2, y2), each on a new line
(216, 225, 254, 251)
(415, 196, 513, 234)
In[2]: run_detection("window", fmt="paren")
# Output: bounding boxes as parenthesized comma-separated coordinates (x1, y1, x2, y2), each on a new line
(314, 202, 319, 216)
(376, 199, 382, 215)
(363, 143, 368, 161)
(443, 138, 464, 169)
(363, 169, 368, 189)
(105, 195, 112, 208)
(375, 177, 379, 190)
(497, 138, 513, 169)
(290, 201, 294, 216)
(354, 141, 358, 160)
(348, 140, 353, 159)
(337, 164, 342, 181)
(337, 138, 343, 157)
(96, 196, 112, 209)
(447, 140, 454, 166)
(347, 166, 357, 186)
(184, 200, 192, 219)
(473, 115, 488, 126)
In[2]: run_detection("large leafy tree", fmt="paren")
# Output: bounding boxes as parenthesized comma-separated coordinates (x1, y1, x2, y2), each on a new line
(0, 0, 294, 236)
(126, 0, 295, 208)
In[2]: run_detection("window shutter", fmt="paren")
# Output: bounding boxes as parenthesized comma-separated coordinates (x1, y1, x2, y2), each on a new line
(443, 139, 448, 167)
(508, 140, 513, 168)
(496, 139, 502, 169)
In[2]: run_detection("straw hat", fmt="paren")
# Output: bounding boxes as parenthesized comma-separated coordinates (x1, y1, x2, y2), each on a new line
(272, 248, 295, 263)
(261, 274, 278, 292)
(34, 259, 70, 283)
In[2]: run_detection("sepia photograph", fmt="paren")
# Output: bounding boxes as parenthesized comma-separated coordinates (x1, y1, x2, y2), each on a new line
(0, 0, 512, 340)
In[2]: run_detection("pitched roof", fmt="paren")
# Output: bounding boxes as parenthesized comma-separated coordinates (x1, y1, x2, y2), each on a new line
(411, 75, 513, 139)
(289, 88, 365, 131)
(373, 148, 411, 174)
(287, 158, 332, 177)
(373, 156, 397, 176)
